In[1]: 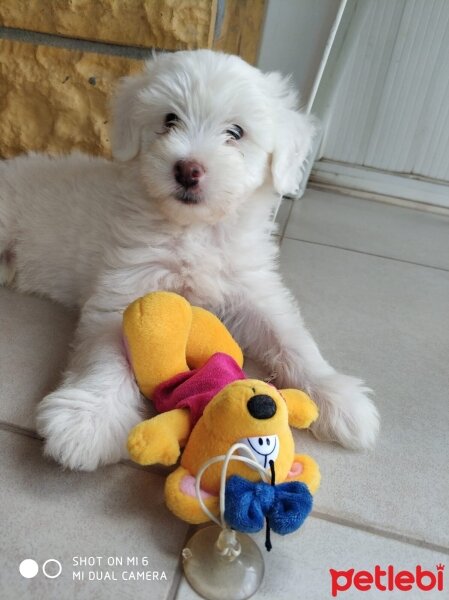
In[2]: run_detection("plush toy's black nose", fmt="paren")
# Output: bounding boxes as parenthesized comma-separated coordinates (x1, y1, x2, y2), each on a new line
(247, 395, 277, 419)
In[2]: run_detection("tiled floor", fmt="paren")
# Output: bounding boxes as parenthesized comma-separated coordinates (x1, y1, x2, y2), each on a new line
(1, 188, 448, 599)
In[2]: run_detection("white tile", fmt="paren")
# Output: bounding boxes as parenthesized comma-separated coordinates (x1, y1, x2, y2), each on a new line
(0, 430, 187, 600)
(279, 239, 449, 547)
(175, 518, 446, 600)
(284, 189, 449, 270)
(0, 288, 77, 429)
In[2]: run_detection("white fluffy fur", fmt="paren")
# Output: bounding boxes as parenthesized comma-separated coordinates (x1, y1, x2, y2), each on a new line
(0, 50, 379, 470)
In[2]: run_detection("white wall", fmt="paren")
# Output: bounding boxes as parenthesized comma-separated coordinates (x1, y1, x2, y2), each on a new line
(258, 0, 339, 107)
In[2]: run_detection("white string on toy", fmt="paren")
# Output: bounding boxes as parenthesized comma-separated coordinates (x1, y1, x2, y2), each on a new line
(194, 442, 271, 529)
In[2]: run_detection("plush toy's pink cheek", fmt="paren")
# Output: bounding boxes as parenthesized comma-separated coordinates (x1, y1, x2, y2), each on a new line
(180, 474, 215, 499)
(287, 461, 304, 479)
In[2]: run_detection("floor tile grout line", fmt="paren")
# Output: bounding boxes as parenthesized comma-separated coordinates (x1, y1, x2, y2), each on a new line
(0, 421, 42, 440)
(2, 421, 448, 555)
(282, 236, 449, 273)
(279, 198, 295, 242)
(119, 458, 176, 477)
(311, 511, 449, 556)
(308, 183, 449, 218)
(0, 421, 173, 477)
(166, 525, 197, 600)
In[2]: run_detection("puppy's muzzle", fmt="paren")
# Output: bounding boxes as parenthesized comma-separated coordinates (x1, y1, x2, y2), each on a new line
(174, 160, 205, 189)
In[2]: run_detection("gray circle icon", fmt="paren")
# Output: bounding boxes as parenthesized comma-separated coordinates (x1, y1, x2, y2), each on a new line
(42, 559, 62, 579)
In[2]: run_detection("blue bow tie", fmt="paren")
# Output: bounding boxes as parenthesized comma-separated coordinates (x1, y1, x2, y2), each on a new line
(224, 475, 313, 536)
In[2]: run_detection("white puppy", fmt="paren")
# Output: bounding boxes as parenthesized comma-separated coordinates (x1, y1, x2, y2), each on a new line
(0, 50, 379, 470)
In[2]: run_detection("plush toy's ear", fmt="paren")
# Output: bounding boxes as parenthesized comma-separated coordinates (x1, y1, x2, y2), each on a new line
(266, 72, 317, 197)
(110, 64, 153, 161)
(279, 389, 319, 429)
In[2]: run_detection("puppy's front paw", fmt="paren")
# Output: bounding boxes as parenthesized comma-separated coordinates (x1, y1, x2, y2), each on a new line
(310, 372, 380, 449)
(36, 388, 137, 471)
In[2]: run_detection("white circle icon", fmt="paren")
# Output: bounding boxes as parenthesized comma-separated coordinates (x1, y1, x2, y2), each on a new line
(19, 559, 39, 578)
(42, 559, 62, 579)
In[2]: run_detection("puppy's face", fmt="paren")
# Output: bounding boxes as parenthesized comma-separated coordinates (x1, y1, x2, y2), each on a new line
(112, 50, 316, 225)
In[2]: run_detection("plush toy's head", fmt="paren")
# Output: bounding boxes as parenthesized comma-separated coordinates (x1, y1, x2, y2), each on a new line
(181, 379, 296, 494)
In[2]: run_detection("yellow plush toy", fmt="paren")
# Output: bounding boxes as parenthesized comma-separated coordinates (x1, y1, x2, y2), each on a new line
(124, 292, 320, 527)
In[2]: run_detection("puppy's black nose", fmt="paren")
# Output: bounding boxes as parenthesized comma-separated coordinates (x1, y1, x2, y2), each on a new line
(247, 395, 277, 419)
(174, 160, 205, 189)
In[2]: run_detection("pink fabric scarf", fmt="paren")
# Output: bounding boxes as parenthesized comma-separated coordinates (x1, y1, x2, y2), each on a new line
(152, 352, 246, 426)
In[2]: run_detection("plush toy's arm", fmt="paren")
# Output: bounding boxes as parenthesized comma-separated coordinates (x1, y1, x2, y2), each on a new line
(127, 408, 191, 466)
(280, 389, 318, 429)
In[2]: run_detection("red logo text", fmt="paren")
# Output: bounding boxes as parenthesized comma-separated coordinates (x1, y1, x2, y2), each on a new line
(329, 564, 445, 597)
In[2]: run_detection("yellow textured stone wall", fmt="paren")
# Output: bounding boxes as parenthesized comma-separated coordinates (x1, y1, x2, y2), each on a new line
(0, 40, 141, 157)
(0, 0, 265, 158)
(0, 0, 217, 49)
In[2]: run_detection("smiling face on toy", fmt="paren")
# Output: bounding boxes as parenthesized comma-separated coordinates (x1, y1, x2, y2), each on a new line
(180, 379, 296, 493)
(239, 432, 279, 469)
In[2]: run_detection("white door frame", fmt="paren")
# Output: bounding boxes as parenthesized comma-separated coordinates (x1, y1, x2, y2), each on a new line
(300, 0, 449, 210)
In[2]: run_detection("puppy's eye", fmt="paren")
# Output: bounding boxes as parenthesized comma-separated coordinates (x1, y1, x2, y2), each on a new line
(226, 125, 244, 141)
(164, 113, 179, 129)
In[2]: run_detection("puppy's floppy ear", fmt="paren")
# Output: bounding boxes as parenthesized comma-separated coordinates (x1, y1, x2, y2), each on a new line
(267, 72, 317, 197)
(110, 66, 152, 161)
